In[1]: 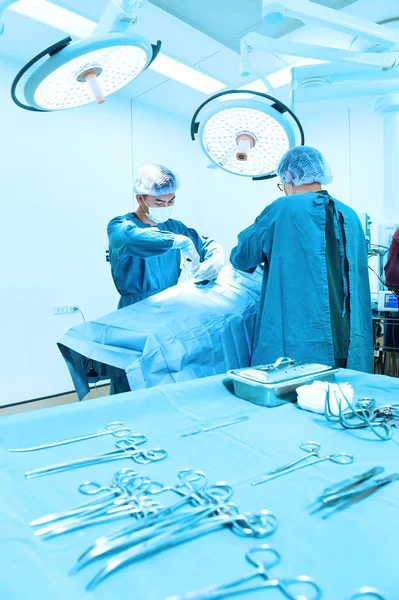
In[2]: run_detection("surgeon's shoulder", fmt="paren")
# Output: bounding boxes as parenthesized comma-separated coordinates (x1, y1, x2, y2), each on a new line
(164, 217, 192, 233)
(266, 195, 295, 215)
(331, 198, 360, 220)
(107, 213, 136, 232)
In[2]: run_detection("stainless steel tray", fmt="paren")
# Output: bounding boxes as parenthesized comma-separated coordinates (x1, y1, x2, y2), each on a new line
(227, 357, 339, 407)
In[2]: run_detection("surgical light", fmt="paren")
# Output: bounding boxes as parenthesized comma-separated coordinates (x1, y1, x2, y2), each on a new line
(10, 0, 161, 111)
(191, 90, 304, 180)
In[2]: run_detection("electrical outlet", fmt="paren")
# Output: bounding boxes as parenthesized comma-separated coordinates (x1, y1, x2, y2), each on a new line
(53, 305, 79, 315)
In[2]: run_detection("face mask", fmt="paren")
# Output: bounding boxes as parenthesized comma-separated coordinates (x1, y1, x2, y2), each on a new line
(147, 205, 173, 224)
(139, 196, 174, 224)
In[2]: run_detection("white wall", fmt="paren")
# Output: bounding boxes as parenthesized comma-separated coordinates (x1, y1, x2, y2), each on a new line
(0, 61, 200, 406)
(0, 57, 133, 405)
(294, 96, 385, 217)
(295, 95, 388, 295)
(130, 102, 200, 227)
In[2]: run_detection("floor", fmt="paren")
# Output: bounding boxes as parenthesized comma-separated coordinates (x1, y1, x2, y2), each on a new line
(0, 385, 111, 416)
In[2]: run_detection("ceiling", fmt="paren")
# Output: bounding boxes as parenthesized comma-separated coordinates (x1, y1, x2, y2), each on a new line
(1, 0, 399, 119)
(149, 0, 360, 52)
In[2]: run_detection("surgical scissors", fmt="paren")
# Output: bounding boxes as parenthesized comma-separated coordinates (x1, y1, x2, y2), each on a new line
(24, 437, 167, 479)
(350, 588, 387, 599)
(252, 442, 354, 486)
(166, 545, 321, 600)
(8, 421, 133, 452)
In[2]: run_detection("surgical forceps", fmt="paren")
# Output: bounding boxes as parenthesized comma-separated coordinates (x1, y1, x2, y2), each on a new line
(30, 468, 144, 527)
(24, 435, 167, 479)
(166, 545, 321, 600)
(350, 588, 387, 599)
(252, 441, 354, 486)
(308, 466, 384, 515)
(8, 421, 133, 452)
(324, 384, 399, 441)
(73, 469, 213, 571)
(143, 469, 209, 499)
(33, 473, 158, 537)
(39, 470, 209, 540)
(73, 483, 237, 573)
(85, 505, 278, 590)
(319, 472, 399, 519)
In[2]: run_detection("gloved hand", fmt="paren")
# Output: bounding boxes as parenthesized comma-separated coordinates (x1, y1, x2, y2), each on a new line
(193, 249, 224, 282)
(173, 234, 200, 272)
(172, 234, 195, 252)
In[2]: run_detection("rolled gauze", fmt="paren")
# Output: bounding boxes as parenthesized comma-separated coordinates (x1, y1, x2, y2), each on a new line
(296, 380, 354, 415)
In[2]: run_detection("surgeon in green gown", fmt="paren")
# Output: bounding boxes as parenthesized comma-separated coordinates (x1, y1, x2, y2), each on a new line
(230, 146, 372, 372)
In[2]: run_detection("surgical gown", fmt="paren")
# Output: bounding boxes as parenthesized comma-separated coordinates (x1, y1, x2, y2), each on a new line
(108, 212, 220, 308)
(230, 191, 373, 372)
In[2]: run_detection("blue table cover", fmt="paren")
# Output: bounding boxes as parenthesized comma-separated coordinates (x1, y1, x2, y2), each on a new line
(0, 369, 398, 600)
(58, 266, 262, 399)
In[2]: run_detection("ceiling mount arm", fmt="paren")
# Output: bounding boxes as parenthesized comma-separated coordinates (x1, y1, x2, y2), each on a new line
(262, 0, 399, 46)
(94, 0, 148, 35)
(0, 0, 19, 34)
(242, 32, 399, 71)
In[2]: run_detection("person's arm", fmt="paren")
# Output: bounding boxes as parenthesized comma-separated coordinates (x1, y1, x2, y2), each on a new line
(107, 216, 175, 258)
(230, 213, 267, 273)
(181, 227, 222, 263)
(384, 227, 399, 295)
(173, 225, 224, 281)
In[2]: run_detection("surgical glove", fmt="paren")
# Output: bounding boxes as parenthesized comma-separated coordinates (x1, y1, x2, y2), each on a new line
(296, 381, 354, 415)
(193, 252, 224, 282)
(172, 234, 194, 252)
(173, 234, 200, 272)
(193, 245, 224, 282)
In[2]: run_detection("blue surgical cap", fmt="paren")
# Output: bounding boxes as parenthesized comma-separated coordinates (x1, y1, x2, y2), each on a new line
(277, 146, 333, 186)
(134, 164, 179, 196)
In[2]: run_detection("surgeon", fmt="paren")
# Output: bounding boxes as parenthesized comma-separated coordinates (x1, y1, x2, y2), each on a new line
(230, 146, 372, 372)
(108, 164, 224, 308)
